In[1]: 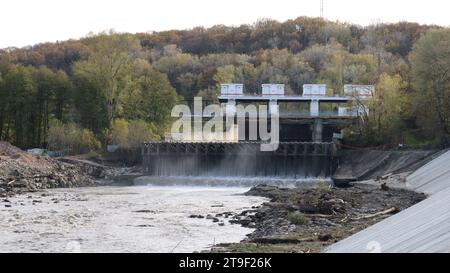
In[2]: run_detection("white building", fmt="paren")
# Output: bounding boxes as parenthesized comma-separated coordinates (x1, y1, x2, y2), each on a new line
(302, 84, 327, 96)
(220, 83, 244, 96)
(262, 84, 285, 96)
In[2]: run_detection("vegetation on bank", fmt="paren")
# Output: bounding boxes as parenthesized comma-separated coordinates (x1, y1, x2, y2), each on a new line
(0, 17, 449, 153)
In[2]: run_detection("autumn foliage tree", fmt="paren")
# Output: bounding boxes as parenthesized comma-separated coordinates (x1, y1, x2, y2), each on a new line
(0, 18, 448, 150)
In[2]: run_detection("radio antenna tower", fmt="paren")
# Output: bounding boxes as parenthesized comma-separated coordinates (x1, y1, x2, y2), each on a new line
(320, 0, 324, 18)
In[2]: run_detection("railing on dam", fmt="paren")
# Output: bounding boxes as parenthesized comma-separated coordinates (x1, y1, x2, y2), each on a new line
(142, 141, 337, 179)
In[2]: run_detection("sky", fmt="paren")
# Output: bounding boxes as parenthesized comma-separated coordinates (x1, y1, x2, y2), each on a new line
(1, 0, 450, 48)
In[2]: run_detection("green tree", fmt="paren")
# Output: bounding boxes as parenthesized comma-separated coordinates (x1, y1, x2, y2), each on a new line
(319, 52, 344, 95)
(108, 118, 158, 147)
(0, 64, 36, 147)
(409, 29, 450, 145)
(123, 60, 179, 130)
(72, 66, 109, 134)
(354, 73, 408, 145)
(73, 33, 142, 128)
(47, 119, 100, 155)
(108, 119, 129, 146)
(127, 120, 159, 147)
(213, 65, 237, 85)
(30, 66, 72, 145)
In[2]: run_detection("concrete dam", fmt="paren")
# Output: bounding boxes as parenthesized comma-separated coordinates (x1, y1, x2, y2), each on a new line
(142, 141, 338, 180)
(140, 83, 371, 182)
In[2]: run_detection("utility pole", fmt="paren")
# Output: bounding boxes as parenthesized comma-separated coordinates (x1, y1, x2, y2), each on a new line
(320, 0, 324, 18)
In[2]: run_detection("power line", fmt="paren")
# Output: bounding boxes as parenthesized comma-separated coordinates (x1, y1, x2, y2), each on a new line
(320, 0, 324, 18)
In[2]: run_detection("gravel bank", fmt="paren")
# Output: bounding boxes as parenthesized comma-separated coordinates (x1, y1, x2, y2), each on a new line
(0, 142, 119, 197)
(210, 181, 425, 253)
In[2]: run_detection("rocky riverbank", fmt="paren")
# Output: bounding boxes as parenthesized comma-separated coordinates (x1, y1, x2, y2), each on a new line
(0, 142, 122, 198)
(210, 180, 426, 253)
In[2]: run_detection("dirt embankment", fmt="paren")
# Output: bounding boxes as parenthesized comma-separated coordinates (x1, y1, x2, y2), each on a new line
(211, 183, 425, 253)
(0, 142, 118, 197)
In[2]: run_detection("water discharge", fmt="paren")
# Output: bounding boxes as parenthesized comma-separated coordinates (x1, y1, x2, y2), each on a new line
(0, 185, 267, 253)
(135, 176, 332, 187)
(143, 142, 335, 179)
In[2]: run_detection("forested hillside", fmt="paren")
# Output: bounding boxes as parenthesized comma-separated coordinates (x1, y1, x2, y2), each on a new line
(0, 17, 449, 151)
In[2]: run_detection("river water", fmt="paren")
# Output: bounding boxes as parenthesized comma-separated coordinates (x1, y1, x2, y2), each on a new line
(0, 186, 267, 253)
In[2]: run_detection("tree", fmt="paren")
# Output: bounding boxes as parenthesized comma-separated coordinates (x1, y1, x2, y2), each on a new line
(319, 52, 344, 95)
(123, 60, 179, 131)
(153, 53, 199, 86)
(73, 33, 142, 128)
(372, 73, 408, 143)
(349, 73, 408, 146)
(108, 118, 158, 147)
(108, 119, 129, 146)
(0, 63, 72, 148)
(311, 23, 352, 48)
(72, 65, 109, 134)
(300, 42, 344, 73)
(176, 72, 197, 99)
(127, 120, 159, 147)
(213, 65, 237, 85)
(47, 119, 100, 155)
(343, 53, 378, 85)
(52, 70, 72, 121)
(0, 19, 447, 149)
(30, 66, 72, 145)
(0, 64, 36, 147)
(409, 29, 450, 145)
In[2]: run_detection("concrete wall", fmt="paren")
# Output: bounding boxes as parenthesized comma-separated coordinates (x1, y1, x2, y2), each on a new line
(406, 149, 450, 195)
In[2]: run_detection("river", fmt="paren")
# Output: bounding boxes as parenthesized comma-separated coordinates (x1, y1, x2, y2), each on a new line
(0, 185, 267, 253)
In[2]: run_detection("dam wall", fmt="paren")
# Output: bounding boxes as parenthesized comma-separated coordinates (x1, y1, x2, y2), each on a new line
(142, 142, 338, 179)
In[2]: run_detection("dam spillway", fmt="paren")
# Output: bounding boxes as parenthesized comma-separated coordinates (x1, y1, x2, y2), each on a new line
(142, 142, 337, 179)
